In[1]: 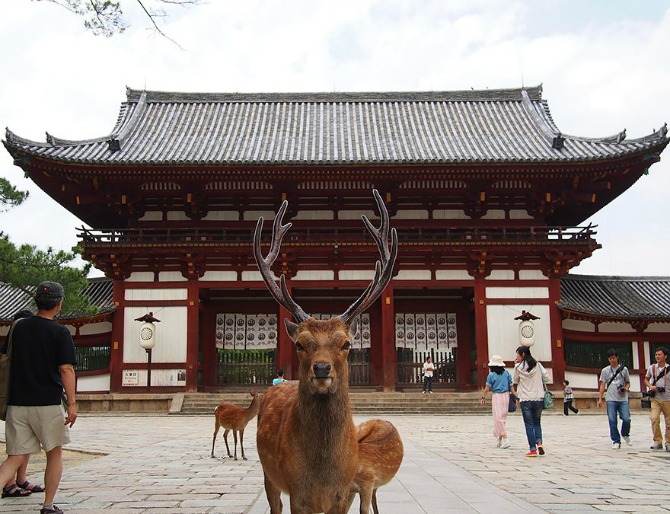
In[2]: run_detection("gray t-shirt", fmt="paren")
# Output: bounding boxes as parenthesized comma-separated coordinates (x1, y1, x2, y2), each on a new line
(599, 365, 630, 402)
(645, 364, 670, 402)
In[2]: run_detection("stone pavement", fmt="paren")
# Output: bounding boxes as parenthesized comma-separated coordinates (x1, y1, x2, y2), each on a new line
(0, 410, 669, 513)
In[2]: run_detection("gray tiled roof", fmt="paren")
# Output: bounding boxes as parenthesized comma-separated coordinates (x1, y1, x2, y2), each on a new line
(559, 274, 670, 320)
(0, 278, 115, 323)
(4, 86, 668, 165)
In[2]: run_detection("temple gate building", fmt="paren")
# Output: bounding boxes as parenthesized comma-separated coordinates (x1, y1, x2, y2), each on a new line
(2, 85, 669, 394)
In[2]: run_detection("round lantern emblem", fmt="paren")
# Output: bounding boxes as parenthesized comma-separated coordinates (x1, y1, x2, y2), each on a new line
(140, 326, 153, 340)
(520, 324, 534, 338)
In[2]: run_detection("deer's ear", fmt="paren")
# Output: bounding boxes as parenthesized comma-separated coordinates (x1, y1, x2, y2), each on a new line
(285, 318, 299, 341)
(349, 319, 359, 340)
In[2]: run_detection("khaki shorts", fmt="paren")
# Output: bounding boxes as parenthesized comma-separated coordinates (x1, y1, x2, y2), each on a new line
(5, 405, 71, 455)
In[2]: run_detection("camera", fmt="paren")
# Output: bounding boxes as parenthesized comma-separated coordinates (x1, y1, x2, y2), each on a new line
(658, 387, 666, 393)
(618, 386, 626, 393)
(643, 390, 656, 398)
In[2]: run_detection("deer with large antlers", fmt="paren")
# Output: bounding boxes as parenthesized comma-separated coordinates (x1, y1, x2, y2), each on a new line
(211, 390, 260, 460)
(348, 419, 404, 514)
(254, 190, 398, 514)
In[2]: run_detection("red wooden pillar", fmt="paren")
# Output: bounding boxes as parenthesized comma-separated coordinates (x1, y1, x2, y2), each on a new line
(109, 280, 125, 393)
(473, 277, 489, 388)
(276, 281, 295, 379)
(548, 277, 565, 387)
(380, 284, 397, 392)
(185, 280, 200, 392)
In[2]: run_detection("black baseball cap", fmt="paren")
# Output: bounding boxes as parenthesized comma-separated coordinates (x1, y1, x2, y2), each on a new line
(35, 281, 65, 300)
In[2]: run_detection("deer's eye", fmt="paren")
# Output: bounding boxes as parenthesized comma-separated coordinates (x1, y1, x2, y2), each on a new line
(341, 341, 351, 351)
(294, 343, 305, 352)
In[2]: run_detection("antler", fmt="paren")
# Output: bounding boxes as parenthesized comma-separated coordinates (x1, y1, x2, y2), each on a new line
(339, 189, 398, 323)
(254, 189, 398, 325)
(253, 200, 310, 323)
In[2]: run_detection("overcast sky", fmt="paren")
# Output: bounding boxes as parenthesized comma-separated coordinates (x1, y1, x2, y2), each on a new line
(1, 0, 669, 277)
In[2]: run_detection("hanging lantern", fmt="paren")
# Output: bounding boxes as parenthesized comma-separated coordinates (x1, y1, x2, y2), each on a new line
(514, 310, 540, 347)
(134, 312, 161, 350)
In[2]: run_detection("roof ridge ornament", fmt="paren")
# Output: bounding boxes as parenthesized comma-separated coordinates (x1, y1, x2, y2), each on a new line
(552, 132, 565, 150)
(616, 129, 626, 144)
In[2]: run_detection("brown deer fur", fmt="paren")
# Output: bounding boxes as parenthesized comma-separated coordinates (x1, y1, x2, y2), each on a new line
(348, 419, 404, 514)
(256, 317, 359, 514)
(211, 390, 260, 460)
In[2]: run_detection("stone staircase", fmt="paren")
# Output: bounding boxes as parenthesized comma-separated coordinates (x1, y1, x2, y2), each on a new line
(175, 389, 492, 415)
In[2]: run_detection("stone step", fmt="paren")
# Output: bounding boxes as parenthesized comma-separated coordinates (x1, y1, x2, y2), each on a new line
(177, 391, 492, 415)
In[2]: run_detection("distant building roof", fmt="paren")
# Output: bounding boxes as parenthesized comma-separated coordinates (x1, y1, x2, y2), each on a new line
(0, 278, 115, 324)
(559, 274, 670, 321)
(4, 86, 668, 166)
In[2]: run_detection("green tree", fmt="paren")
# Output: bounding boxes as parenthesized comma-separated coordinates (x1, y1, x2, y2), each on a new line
(0, 178, 29, 212)
(0, 235, 96, 317)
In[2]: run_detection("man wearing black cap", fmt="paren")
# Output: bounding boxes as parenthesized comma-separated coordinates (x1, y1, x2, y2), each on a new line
(0, 281, 77, 514)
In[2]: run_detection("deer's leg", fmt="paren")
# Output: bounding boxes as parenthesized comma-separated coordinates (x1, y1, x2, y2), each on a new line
(232, 429, 239, 460)
(356, 486, 372, 514)
(263, 471, 283, 514)
(223, 429, 233, 458)
(239, 428, 246, 460)
(370, 488, 379, 514)
(211, 419, 220, 458)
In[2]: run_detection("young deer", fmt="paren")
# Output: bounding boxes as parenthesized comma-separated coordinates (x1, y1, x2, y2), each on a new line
(348, 419, 404, 514)
(211, 390, 260, 460)
(254, 190, 398, 514)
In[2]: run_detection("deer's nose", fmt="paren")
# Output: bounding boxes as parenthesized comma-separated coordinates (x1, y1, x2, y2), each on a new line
(313, 362, 331, 378)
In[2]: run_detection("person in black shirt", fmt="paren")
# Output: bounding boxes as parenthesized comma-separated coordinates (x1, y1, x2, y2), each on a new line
(0, 281, 77, 514)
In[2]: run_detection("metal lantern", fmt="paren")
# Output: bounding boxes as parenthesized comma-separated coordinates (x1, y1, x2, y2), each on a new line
(134, 312, 161, 390)
(514, 310, 540, 347)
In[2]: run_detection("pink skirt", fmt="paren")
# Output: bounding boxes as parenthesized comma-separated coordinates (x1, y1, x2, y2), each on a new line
(491, 392, 510, 439)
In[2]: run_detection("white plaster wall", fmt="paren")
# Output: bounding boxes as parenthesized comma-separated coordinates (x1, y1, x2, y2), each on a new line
(565, 370, 600, 390)
(123, 369, 187, 387)
(486, 287, 549, 299)
(433, 209, 469, 220)
(339, 270, 376, 280)
(510, 210, 533, 219)
(202, 211, 239, 221)
(598, 322, 634, 333)
(167, 211, 191, 221)
(293, 210, 334, 220)
(395, 270, 431, 280)
(486, 304, 552, 363)
(293, 270, 335, 280)
(339, 210, 376, 220)
(518, 270, 545, 280)
(393, 210, 428, 219)
(646, 323, 670, 333)
(123, 306, 187, 363)
(201, 271, 238, 282)
(481, 209, 505, 219)
(561, 319, 595, 332)
(487, 270, 515, 280)
(127, 272, 154, 282)
(435, 270, 474, 280)
(125, 288, 187, 301)
(137, 211, 162, 221)
(158, 272, 188, 282)
(77, 374, 111, 392)
(78, 322, 113, 336)
(242, 270, 263, 282)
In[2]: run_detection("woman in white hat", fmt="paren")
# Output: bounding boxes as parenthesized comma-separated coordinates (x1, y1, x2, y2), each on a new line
(480, 354, 513, 448)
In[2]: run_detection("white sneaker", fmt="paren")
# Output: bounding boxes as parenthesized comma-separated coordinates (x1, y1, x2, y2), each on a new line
(622, 435, 632, 446)
(612, 442, 621, 450)
(500, 439, 511, 449)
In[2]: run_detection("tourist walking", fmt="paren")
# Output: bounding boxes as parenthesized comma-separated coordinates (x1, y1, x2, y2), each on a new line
(597, 348, 632, 449)
(563, 380, 579, 416)
(480, 355, 513, 448)
(0, 281, 78, 514)
(513, 345, 549, 457)
(644, 346, 670, 451)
